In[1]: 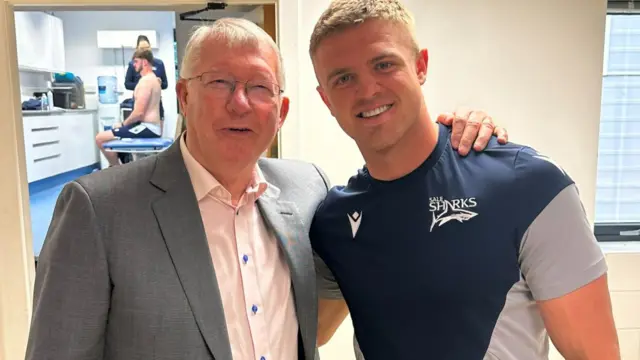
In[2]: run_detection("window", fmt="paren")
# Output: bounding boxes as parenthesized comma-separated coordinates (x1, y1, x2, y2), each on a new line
(595, 13, 640, 241)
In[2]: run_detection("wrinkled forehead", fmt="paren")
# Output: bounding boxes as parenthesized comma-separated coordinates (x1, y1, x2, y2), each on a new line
(193, 39, 280, 81)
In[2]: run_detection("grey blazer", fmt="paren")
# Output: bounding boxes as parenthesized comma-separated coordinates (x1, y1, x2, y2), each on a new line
(25, 142, 330, 360)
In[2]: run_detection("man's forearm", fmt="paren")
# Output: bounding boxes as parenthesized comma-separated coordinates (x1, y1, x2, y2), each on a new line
(540, 275, 620, 360)
(317, 298, 349, 346)
(123, 111, 143, 126)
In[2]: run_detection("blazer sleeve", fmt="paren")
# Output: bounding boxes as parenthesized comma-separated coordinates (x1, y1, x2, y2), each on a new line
(124, 61, 138, 90)
(25, 181, 110, 360)
(312, 163, 331, 190)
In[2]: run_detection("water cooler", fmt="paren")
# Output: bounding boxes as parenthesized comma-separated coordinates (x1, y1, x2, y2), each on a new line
(97, 76, 120, 169)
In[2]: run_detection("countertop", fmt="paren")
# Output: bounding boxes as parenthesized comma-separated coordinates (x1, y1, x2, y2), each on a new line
(22, 108, 98, 116)
(600, 241, 640, 254)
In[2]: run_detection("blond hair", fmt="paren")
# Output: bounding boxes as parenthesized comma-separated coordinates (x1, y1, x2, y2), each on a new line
(180, 17, 285, 88)
(309, 0, 419, 57)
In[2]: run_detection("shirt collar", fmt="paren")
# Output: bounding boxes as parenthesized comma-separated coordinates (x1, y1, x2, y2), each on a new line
(180, 133, 270, 202)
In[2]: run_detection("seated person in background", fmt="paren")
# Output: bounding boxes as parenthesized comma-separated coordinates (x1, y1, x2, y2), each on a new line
(96, 48, 162, 167)
(125, 35, 168, 120)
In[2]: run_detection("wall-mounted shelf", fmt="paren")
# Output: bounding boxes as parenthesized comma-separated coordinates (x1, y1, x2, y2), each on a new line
(97, 30, 158, 49)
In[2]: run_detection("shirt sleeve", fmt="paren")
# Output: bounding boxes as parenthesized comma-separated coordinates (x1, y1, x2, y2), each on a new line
(124, 61, 137, 91)
(155, 59, 168, 90)
(314, 250, 344, 299)
(310, 163, 343, 299)
(518, 183, 607, 301)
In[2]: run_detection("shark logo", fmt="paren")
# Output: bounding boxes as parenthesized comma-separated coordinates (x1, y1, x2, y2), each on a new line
(347, 211, 362, 238)
(429, 196, 478, 232)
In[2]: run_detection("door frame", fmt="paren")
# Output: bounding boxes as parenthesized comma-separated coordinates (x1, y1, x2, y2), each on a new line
(0, 0, 302, 358)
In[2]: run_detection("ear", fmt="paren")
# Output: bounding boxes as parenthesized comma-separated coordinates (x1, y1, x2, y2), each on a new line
(278, 96, 290, 129)
(416, 48, 429, 85)
(316, 85, 335, 117)
(176, 80, 189, 118)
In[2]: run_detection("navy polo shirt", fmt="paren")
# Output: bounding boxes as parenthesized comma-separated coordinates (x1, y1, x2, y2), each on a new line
(311, 123, 606, 360)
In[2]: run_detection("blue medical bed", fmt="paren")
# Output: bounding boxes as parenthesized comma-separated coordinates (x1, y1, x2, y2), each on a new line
(102, 138, 174, 164)
(103, 137, 174, 153)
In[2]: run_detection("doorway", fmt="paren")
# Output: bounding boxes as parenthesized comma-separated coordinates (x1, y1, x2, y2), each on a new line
(0, 1, 284, 358)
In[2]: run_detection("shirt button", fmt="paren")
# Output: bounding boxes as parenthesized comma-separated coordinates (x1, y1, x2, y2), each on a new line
(242, 254, 249, 264)
(236, 209, 240, 215)
(251, 304, 258, 314)
(260, 357, 266, 360)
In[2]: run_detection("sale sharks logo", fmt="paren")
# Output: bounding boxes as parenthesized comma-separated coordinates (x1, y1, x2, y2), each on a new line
(428, 196, 479, 232)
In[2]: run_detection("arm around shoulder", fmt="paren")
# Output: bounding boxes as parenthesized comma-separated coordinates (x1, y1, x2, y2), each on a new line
(26, 181, 110, 360)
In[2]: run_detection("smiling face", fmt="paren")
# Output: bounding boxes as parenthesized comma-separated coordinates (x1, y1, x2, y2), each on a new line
(176, 37, 289, 175)
(312, 18, 428, 156)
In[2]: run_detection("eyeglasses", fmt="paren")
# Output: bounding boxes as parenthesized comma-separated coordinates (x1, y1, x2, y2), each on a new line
(186, 72, 284, 105)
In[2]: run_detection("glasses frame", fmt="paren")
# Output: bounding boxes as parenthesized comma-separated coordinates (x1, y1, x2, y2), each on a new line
(184, 72, 284, 103)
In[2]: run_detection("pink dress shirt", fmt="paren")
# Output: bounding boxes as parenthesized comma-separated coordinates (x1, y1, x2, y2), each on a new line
(180, 136, 298, 360)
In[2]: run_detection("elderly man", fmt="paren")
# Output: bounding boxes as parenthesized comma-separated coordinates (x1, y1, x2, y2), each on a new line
(309, 1, 619, 360)
(26, 18, 505, 360)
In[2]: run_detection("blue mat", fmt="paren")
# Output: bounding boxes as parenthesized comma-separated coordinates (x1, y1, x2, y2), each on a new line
(104, 138, 174, 151)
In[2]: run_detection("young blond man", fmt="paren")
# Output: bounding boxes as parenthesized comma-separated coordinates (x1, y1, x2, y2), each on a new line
(309, 1, 620, 359)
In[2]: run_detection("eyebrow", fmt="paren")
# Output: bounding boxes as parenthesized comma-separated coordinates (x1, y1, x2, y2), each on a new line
(325, 52, 399, 83)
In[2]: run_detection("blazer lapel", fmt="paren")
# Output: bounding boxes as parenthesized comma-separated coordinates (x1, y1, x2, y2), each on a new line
(150, 143, 233, 360)
(258, 189, 317, 359)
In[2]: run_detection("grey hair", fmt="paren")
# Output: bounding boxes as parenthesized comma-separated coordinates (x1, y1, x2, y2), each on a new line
(309, 0, 419, 57)
(180, 17, 285, 89)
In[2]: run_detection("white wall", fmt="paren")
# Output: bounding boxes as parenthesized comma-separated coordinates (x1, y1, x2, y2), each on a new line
(173, 5, 263, 73)
(275, 0, 640, 359)
(283, 0, 606, 222)
(53, 11, 178, 136)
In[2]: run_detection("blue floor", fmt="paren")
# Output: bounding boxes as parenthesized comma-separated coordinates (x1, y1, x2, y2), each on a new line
(29, 164, 99, 256)
(30, 184, 65, 255)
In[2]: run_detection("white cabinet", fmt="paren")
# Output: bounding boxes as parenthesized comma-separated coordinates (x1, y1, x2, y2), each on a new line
(23, 115, 64, 183)
(14, 12, 65, 73)
(60, 113, 99, 172)
(49, 15, 65, 72)
(23, 112, 98, 183)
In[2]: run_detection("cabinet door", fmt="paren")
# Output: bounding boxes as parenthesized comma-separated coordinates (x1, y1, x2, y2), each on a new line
(14, 12, 42, 70)
(49, 15, 65, 72)
(14, 11, 64, 73)
(60, 114, 99, 172)
(23, 115, 64, 183)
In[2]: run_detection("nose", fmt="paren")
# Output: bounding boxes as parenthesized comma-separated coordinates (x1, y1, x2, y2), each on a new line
(226, 84, 252, 115)
(357, 72, 382, 99)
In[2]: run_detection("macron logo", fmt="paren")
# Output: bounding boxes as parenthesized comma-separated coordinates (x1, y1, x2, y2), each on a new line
(347, 211, 362, 238)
